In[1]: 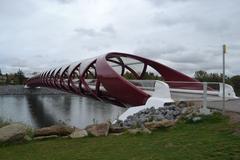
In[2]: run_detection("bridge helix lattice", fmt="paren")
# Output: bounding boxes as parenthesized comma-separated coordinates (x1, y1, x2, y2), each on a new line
(26, 52, 201, 107)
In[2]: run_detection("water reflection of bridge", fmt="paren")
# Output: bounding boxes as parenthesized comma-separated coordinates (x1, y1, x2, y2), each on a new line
(0, 95, 125, 128)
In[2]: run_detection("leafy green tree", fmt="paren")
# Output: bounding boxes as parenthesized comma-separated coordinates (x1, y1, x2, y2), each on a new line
(194, 70, 231, 83)
(0, 69, 2, 76)
(5, 74, 10, 84)
(230, 75, 240, 96)
(15, 69, 26, 84)
(194, 70, 208, 81)
(124, 71, 136, 80)
(142, 72, 163, 80)
(194, 70, 239, 96)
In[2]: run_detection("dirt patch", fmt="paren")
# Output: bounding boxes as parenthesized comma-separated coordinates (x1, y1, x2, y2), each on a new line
(224, 111, 240, 124)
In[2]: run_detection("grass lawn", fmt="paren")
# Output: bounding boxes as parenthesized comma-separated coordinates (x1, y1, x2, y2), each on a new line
(0, 114, 240, 160)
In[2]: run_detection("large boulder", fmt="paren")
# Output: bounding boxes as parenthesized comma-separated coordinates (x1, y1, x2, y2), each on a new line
(85, 122, 110, 136)
(144, 119, 176, 130)
(0, 123, 29, 143)
(128, 127, 151, 135)
(127, 128, 142, 134)
(34, 125, 74, 137)
(69, 128, 88, 138)
(109, 125, 125, 133)
(33, 135, 58, 140)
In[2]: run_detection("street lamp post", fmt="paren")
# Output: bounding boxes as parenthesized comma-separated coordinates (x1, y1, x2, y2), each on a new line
(222, 44, 227, 113)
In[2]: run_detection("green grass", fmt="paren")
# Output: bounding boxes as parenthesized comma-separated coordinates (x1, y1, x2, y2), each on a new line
(0, 113, 240, 160)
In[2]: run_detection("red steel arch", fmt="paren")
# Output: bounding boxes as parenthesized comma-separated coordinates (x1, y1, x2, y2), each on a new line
(26, 52, 201, 107)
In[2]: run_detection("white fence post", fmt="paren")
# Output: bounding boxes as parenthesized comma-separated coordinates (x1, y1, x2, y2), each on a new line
(200, 82, 211, 115)
(203, 82, 207, 109)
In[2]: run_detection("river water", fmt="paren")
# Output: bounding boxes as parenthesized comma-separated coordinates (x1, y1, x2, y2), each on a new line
(0, 95, 126, 128)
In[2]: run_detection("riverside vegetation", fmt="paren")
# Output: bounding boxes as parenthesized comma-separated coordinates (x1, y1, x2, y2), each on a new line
(0, 104, 240, 160)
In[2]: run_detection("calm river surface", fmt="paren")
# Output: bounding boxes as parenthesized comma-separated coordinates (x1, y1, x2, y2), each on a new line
(0, 95, 126, 128)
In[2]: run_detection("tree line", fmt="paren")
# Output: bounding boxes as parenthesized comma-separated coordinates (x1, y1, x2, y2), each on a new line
(194, 70, 240, 96)
(0, 69, 27, 85)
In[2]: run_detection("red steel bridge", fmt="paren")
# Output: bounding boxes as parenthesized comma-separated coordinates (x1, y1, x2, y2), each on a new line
(26, 52, 203, 107)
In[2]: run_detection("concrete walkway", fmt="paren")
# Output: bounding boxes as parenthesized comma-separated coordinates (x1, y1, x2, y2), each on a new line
(207, 99, 240, 113)
(192, 98, 240, 113)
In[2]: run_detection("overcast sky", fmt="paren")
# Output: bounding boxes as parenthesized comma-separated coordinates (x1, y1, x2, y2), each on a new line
(0, 0, 239, 76)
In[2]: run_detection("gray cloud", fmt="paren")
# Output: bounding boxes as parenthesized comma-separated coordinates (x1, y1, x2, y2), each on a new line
(153, 10, 231, 35)
(74, 25, 116, 37)
(101, 25, 116, 35)
(74, 28, 99, 37)
(55, 0, 75, 4)
(147, 0, 191, 6)
(0, 0, 239, 77)
(229, 44, 240, 51)
(136, 44, 186, 54)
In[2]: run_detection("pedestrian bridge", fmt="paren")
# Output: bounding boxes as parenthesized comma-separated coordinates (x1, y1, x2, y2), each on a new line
(26, 52, 237, 108)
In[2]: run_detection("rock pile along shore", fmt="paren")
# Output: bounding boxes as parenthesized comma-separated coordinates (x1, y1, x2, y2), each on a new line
(0, 104, 204, 143)
(115, 105, 182, 128)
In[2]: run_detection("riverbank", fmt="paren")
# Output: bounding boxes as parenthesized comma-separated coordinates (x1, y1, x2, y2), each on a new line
(0, 85, 70, 95)
(0, 113, 239, 160)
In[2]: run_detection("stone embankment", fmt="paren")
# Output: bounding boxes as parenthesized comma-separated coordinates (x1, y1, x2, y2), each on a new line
(118, 105, 182, 128)
(0, 103, 206, 143)
(0, 85, 69, 95)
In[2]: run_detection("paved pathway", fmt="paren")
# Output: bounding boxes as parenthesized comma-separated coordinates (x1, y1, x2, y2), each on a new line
(207, 99, 240, 113)
(189, 98, 240, 113)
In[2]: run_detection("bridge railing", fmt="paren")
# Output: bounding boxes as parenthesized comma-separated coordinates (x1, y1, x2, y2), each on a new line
(84, 79, 237, 99)
(165, 81, 237, 98)
(83, 79, 238, 112)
